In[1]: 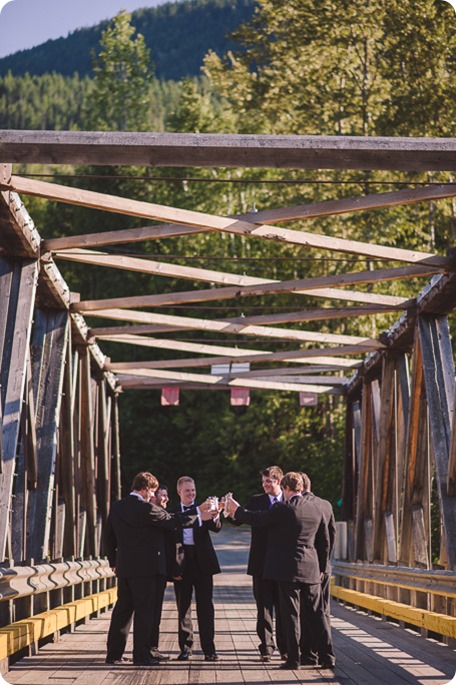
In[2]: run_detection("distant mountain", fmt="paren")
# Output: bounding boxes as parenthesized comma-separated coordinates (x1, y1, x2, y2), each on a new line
(0, 0, 256, 81)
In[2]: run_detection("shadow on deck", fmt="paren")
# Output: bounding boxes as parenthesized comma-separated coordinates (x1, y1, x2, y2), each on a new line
(4, 526, 455, 685)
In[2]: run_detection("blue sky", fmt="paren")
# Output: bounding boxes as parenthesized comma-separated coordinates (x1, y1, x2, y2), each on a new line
(0, 0, 172, 58)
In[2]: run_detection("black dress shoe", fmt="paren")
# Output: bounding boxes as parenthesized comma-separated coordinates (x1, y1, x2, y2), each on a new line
(279, 661, 300, 670)
(204, 653, 220, 662)
(105, 657, 130, 664)
(260, 654, 272, 662)
(150, 648, 169, 660)
(320, 659, 336, 669)
(133, 656, 161, 666)
(280, 653, 288, 661)
(177, 651, 191, 661)
(301, 657, 318, 666)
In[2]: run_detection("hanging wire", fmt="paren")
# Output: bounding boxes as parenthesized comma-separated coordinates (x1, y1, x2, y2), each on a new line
(16, 172, 453, 186)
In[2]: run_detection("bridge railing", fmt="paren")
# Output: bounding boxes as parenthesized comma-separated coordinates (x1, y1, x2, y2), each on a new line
(0, 558, 116, 670)
(331, 559, 456, 646)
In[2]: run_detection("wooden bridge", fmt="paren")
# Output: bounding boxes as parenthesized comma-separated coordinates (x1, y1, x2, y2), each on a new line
(2, 527, 455, 685)
(0, 131, 455, 680)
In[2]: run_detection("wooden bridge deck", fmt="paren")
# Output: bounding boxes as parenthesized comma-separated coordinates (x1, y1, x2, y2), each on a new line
(4, 527, 455, 685)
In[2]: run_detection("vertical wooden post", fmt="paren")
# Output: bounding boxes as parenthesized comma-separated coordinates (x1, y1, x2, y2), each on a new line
(373, 356, 396, 562)
(399, 329, 428, 566)
(0, 259, 38, 562)
(25, 309, 69, 562)
(418, 315, 456, 570)
(80, 348, 97, 557)
(59, 332, 77, 558)
(355, 381, 374, 561)
(112, 394, 122, 502)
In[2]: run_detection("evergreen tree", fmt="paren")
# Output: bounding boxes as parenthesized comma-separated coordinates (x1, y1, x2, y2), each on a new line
(88, 10, 152, 131)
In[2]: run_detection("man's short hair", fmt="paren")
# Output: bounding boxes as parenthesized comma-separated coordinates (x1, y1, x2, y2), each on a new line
(157, 483, 168, 493)
(300, 472, 311, 492)
(281, 472, 304, 492)
(131, 471, 158, 492)
(260, 465, 283, 481)
(177, 476, 195, 490)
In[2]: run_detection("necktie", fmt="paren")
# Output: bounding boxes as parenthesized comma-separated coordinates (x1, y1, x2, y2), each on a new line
(183, 505, 193, 511)
(271, 496, 278, 507)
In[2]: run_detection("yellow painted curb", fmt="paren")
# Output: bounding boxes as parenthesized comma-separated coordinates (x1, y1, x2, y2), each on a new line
(0, 587, 117, 660)
(331, 584, 456, 639)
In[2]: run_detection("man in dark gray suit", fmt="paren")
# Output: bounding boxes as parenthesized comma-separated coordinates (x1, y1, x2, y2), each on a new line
(299, 473, 336, 666)
(226, 472, 334, 671)
(104, 472, 212, 667)
(242, 465, 286, 661)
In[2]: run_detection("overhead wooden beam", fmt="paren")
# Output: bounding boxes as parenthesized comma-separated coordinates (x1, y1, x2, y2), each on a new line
(87, 300, 398, 339)
(112, 366, 340, 394)
(82, 307, 383, 347)
(245, 183, 456, 224)
(74, 280, 410, 313)
(42, 223, 211, 251)
(5, 175, 451, 268)
(223, 304, 401, 326)
(41, 183, 456, 252)
(96, 333, 272, 358)
(107, 346, 368, 371)
(2, 131, 456, 170)
(97, 334, 360, 369)
(62, 250, 431, 305)
(117, 377, 341, 392)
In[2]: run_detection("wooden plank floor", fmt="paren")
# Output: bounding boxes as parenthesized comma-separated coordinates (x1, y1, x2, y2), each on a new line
(4, 526, 455, 685)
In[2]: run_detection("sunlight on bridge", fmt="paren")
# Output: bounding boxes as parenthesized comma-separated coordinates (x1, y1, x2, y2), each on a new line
(332, 614, 452, 683)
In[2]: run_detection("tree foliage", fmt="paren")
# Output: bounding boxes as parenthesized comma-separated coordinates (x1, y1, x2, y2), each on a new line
(6, 0, 456, 513)
(88, 11, 152, 132)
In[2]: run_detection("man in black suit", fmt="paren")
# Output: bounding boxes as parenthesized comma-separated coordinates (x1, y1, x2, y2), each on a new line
(104, 472, 212, 667)
(171, 476, 221, 662)
(299, 473, 336, 666)
(243, 465, 286, 662)
(226, 472, 333, 671)
(148, 484, 172, 661)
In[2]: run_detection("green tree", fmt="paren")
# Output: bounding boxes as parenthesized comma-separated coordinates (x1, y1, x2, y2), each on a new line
(88, 10, 152, 131)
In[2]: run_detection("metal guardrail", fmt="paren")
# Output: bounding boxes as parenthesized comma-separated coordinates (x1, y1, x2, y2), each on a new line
(0, 559, 114, 602)
(333, 561, 456, 598)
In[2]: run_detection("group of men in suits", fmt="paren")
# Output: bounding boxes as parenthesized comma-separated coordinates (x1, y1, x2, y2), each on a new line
(104, 471, 221, 667)
(104, 466, 335, 671)
(226, 467, 336, 671)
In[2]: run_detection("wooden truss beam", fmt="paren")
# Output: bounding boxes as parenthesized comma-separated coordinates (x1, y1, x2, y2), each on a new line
(82, 307, 383, 348)
(42, 183, 456, 251)
(88, 304, 401, 340)
(72, 268, 410, 311)
(2, 131, 456, 170)
(246, 183, 456, 225)
(61, 249, 429, 308)
(96, 334, 366, 372)
(5, 175, 451, 268)
(108, 346, 366, 371)
(114, 367, 342, 394)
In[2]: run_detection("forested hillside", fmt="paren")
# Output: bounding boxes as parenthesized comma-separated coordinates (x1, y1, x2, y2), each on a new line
(5, 1, 456, 511)
(0, 0, 255, 81)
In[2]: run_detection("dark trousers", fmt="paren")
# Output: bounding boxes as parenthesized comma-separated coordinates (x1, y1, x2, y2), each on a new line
(173, 552, 215, 655)
(278, 580, 330, 666)
(150, 575, 167, 649)
(107, 575, 159, 663)
(252, 576, 286, 656)
(300, 573, 335, 663)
